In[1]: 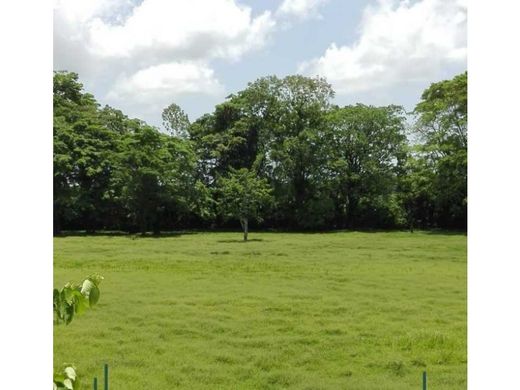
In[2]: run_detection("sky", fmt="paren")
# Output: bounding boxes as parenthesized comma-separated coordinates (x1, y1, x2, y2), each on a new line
(53, 0, 467, 129)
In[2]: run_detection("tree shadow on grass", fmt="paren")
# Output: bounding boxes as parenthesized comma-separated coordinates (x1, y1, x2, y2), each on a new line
(55, 228, 465, 238)
(216, 239, 264, 243)
(421, 229, 467, 236)
(55, 230, 196, 239)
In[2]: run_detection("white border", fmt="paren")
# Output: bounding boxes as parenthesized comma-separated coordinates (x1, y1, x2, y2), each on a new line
(0, 0, 53, 387)
(469, 1, 520, 388)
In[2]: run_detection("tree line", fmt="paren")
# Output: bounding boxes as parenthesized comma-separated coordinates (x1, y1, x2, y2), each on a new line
(54, 71, 467, 235)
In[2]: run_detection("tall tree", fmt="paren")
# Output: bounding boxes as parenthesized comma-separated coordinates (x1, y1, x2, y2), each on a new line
(397, 148, 436, 231)
(411, 72, 467, 228)
(326, 104, 408, 228)
(53, 72, 120, 233)
(190, 75, 336, 228)
(414, 72, 467, 149)
(162, 103, 190, 138)
(114, 125, 210, 234)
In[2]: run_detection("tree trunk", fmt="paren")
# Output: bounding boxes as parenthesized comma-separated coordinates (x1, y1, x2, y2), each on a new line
(54, 209, 61, 235)
(139, 212, 147, 236)
(408, 207, 415, 233)
(240, 217, 248, 241)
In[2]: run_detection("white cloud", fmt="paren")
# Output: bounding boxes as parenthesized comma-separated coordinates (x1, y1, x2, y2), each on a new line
(108, 61, 224, 102)
(85, 0, 275, 62)
(55, 0, 275, 62)
(54, 0, 276, 124)
(277, 0, 328, 20)
(54, 0, 113, 24)
(299, 0, 467, 94)
(54, 0, 135, 41)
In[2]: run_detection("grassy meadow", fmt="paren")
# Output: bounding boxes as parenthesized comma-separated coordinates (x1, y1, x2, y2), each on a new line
(54, 231, 466, 389)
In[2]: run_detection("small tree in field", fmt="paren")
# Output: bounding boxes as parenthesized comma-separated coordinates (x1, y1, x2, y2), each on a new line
(218, 168, 272, 241)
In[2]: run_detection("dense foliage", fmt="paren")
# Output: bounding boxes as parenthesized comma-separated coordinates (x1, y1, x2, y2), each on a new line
(53, 71, 467, 233)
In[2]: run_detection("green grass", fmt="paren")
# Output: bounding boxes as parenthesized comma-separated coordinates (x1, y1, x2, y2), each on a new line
(54, 231, 466, 389)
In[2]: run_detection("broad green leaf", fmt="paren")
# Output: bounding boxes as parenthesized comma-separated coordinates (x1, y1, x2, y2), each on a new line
(64, 366, 76, 381)
(65, 304, 74, 324)
(63, 287, 74, 304)
(63, 378, 73, 389)
(53, 289, 60, 302)
(73, 291, 89, 314)
(89, 285, 100, 306)
(80, 279, 95, 296)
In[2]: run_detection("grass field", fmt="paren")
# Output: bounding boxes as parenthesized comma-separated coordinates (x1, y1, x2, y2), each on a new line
(54, 231, 466, 389)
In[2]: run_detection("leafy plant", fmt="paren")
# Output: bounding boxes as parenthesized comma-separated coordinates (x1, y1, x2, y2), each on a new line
(53, 275, 103, 389)
(53, 364, 77, 390)
(53, 274, 103, 325)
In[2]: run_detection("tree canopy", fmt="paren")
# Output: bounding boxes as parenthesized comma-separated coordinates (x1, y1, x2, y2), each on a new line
(162, 103, 190, 138)
(53, 71, 467, 234)
(218, 168, 272, 240)
(409, 71, 467, 229)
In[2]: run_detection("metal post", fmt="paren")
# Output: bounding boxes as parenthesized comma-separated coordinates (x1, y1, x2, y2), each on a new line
(422, 371, 427, 390)
(104, 364, 109, 390)
(93, 377, 98, 390)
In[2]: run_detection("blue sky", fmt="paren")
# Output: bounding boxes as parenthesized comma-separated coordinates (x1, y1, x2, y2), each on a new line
(54, 0, 467, 129)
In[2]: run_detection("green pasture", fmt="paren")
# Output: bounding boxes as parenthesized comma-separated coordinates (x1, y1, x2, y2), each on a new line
(54, 231, 466, 389)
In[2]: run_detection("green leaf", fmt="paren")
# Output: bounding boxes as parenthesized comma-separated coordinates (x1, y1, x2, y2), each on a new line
(65, 303, 75, 324)
(73, 291, 89, 314)
(89, 285, 100, 306)
(53, 289, 60, 303)
(80, 279, 95, 297)
(64, 366, 76, 381)
(63, 378, 74, 389)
